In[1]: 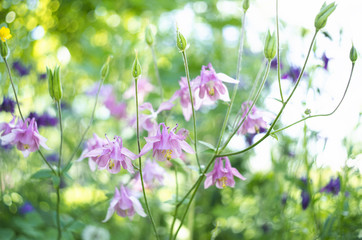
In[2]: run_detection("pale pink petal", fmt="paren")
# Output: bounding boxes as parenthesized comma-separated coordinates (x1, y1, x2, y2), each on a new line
(216, 73, 239, 84)
(179, 140, 194, 154)
(231, 168, 246, 180)
(102, 205, 115, 222)
(129, 196, 147, 217)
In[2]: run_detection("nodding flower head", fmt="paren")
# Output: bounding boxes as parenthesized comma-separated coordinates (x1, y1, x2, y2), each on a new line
(139, 123, 194, 161)
(237, 101, 268, 135)
(204, 157, 246, 189)
(321, 177, 340, 196)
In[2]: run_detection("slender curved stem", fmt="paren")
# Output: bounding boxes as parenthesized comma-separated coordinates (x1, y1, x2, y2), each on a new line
(215, 11, 247, 152)
(135, 78, 159, 240)
(271, 63, 355, 134)
(56, 101, 63, 240)
(65, 77, 105, 169)
(151, 45, 163, 101)
(218, 31, 318, 157)
(181, 51, 201, 172)
(169, 166, 179, 239)
(276, 0, 284, 103)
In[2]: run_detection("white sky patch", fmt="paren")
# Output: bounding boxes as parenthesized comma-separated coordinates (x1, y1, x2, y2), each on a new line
(57, 46, 71, 65)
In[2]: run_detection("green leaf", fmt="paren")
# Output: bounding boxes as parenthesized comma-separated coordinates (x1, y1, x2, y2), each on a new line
(31, 169, 54, 179)
(270, 133, 278, 141)
(62, 162, 72, 174)
(198, 140, 216, 150)
(52, 175, 60, 188)
(0, 228, 15, 240)
(169, 158, 188, 174)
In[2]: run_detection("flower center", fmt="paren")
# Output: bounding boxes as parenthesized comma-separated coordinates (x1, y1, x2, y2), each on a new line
(206, 81, 215, 96)
(24, 144, 30, 150)
(109, 159, 115, 169)
(218, 176, 228, 188)
(161, 149, 173, 160)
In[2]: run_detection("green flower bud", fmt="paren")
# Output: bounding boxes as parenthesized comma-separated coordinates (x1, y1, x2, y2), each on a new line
(314, 2, 336, 31)
(100, 55, 113, 79)
(0, 41, 9, 59)
(145, 25, 154, 46)
(350, 44, 357, 63)
(47, 67, 54, 100)
(52, 65, 62, 101)
(304, 108, 311, 115)
(132, 52, 142, 79)
(176, 30, 187, 52)
(264, 30, 276, 60)
(243, 0, 250, 12)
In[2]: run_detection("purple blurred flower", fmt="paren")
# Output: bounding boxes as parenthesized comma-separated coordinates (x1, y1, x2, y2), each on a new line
(124, 78, 154, 103)
(19, 201, 34, 215)
(46, 153, 59, 163)
(139, 123, 194, 161)
(38, 73, 47, 81)
(0, 97, 16, 113)
(133, 159, 167, 190)
(12, 61, 30, 77)
(28, 112, 58, 127)
(245, 127, 266, 146)
(0, 118, 49, 157)
(80, 135, 137, 174)
(282, 66, 305, 83)
(204, 157, 246, 189)
(322, 53, 330, 70)
(103, 94, 127, 119)
(281, 193, 288, 205)
(271, 58, 283, 70)
(301, 190, 310, 210)
(237, 101, 268, 135)
(85, 83, 113, 98)
(320, 177, 340, 195)
(103, 185, 146, 222)
(78, 133, 107, 171)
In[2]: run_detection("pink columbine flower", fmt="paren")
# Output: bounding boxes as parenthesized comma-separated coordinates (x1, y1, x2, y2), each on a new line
(133, 159, 167, 190)
(204, 157, 246, 189)
(135, 101, 174, 135)
(0, 115, 17, 137)
(81, 135, 137, 174)
(103, 94, 127, 119)
(124, 78, 154, 103)
(0, 118, 49, 157)
(237, 101, 268, 135)
(139, 123, 194, 161)
(103, 185, 146, 222)
(77, 133, 107, 171)
(196, 63, 238, 105)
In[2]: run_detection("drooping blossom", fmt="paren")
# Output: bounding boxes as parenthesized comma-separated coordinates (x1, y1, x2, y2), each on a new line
(170, 77, 200, 121)
(78, 133, 107, 171)
(38, 73, 47, 81)
(80, 135, 137, 174)
(195, 63, 238, 105)
(301, 190, 310, 210)
(139, 123, 194, 161)
(103, 185, 146, 222)
(0, 97, 16, 113)
(204, 157, 246, 189)
(282, 66, 306, 83)
(28, 112, 58, 127)
(245, 127, 267, 146)
(133, 159, 167, 190)
(12, 61, 31, 77)
(103, 94, 127, 119)
(132, 102, 174, 135)
(0, 118, 49, 157)
(124, 78, 154, 103)
(0, 116, 17, 137)
(237, 101, 268, 135)
(320, 177, 340, 195)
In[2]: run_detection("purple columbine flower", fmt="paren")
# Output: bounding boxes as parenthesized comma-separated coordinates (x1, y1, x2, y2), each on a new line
(103, 185, 146, 222)
(270, 58, 283, 70)
(133, 159, 167, 190)
(0, 97, 16, 113)
(322, 52, 330, 70)
(139, 123, 194, 161)
(195, 63, 238, 106)
(282, 66, 304, 83)
(237, 101, 268, 135)
(80, 135, 137, 174)
(46, 153, 59, 164)
(85, 83, 114, 98)
(123, 78, 154, 103)
(38, 73, 47, 81)
(12, 61, 30, 77)
(78, 133, 108, 171)
(204, 157, 246, 189)
(245, 127, 266, 146)
(19, 201, 34, 215)
(28, 112, 58, 127)
(0, 118, 49, 157)
(301, 190, 310, 210)
(103, 94, 127, 119)
(320, 177, 340, 195)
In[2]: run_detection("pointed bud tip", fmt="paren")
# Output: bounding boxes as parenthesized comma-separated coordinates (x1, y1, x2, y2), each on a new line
(350, 44, 357, 63)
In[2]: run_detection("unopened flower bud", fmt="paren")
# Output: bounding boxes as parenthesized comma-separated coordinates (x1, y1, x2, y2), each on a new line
(100, 55, 113, 79)
(132, 52, 142, 79)
(304, 108, 311, 115)
(349, 44, 357, 63)
(145, 26, 154, 46)
(243, 0, 250, 12)
(0, 41, 9, 59)
(264, 30, 276, 60)
(176, 30, 187, 52)
(314, 2, 336, 31)
(47, 66, 62, 101)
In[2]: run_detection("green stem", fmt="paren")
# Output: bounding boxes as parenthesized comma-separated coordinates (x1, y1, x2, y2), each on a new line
(135, 78, 159, 240)
(56, 101, 63, 240)
(215, 11, 247, 152)
(181, 51, 201, 172)
(169, 166, 179, 239)
(271, 63, 355, 134)
(151, 45, 163, 101)
(3, 57, 56, 174)
(276, 0, 284, 103)
(65, 77, 105, 169)
(218, 31, 318, 157)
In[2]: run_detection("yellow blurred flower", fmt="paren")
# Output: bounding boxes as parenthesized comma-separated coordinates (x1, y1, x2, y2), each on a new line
(0, 26, 12, 42)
